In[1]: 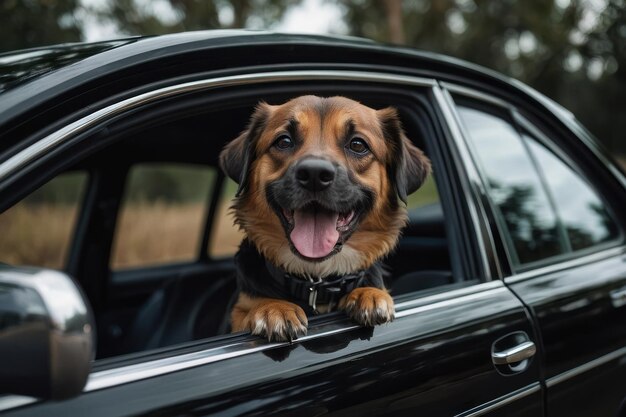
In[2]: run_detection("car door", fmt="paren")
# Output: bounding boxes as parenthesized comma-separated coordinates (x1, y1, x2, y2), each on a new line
(1, 71, 545, 416)
(444, 86, 626, 417)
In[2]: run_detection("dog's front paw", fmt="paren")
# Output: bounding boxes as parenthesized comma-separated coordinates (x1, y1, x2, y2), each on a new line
(339, 287, 395, 327)
(244, 300, 308, 342)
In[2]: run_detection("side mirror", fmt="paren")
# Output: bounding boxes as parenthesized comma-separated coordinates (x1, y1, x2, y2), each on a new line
(0, 265, 95, 400)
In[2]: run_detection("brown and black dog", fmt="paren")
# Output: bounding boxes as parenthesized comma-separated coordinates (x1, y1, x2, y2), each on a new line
(219, 95, 430, 342)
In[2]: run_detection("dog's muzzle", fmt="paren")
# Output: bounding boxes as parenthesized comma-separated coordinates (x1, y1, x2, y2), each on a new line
(267, 156, 372, 262)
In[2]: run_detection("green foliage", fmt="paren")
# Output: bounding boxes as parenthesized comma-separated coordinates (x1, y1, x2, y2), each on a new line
(0, 0, 623, 155)
(25, 172, 87, 205)
(122, 164, 215, 203)
(0, 0, 82, 52)
(340, 0, 626, 155)
(407, 175, 438, 209)
(100, 0, 300, 36)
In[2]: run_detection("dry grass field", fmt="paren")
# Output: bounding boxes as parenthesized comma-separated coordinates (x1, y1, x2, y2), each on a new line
(1, 176, 441, 270)
(0, 203, 79, 269)
(111, 202, 243, 269)
(0, 202, 244, 270)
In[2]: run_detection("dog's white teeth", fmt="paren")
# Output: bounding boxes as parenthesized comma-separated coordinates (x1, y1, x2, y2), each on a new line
(336, 211, 355, 228)
(282, 208, 294, 222)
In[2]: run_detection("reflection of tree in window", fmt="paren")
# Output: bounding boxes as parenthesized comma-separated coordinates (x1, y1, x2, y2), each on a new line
(488, 179, 563, 263)
(565, 202, 618, 251)
(526, 136, 619, 251)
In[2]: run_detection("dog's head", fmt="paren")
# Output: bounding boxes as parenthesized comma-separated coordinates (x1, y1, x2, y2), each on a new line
(220, 96, 430, 276)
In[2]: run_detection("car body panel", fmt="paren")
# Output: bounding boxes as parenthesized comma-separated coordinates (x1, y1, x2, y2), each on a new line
(3, 283, 543, 417)
(505, 249, 626, 417)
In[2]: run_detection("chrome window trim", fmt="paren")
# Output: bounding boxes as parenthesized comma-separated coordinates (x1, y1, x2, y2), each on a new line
(0, 279, 507, 411)
(81, 280, 506, 393)
(0, 70, 435, 182)
(546, 345, 626, 388)
(442, 86, 524, 270)
(432, 85, 498, 279)
(505, 245, 626, 284)
(0, 396, 37, 412)
(440, 82, 512, 110)
(454, 382, 541, 417)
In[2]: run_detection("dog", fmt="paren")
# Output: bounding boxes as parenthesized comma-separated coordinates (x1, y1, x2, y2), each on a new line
(219, 95, 430, 342)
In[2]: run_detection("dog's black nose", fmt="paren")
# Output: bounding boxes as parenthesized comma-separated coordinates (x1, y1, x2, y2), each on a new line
(295, 158, 336, 191)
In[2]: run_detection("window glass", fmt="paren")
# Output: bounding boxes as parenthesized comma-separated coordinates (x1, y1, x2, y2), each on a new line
(209, 178, 245, 258)
(526, 136, 619, 250)
(406, 175, 439, 211)
(111, 163, 214, 269)
(457, 105, 565, 264)
(0, 172, 87, 269)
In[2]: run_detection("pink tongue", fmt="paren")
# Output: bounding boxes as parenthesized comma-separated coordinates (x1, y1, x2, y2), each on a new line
(290, 208, 339, 258)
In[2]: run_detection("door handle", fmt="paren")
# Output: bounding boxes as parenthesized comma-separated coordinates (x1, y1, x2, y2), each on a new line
(610, 287, 626, 308)
(492, 341, 536, 365)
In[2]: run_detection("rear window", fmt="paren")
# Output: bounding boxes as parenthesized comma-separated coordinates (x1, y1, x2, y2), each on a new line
(111, 163, 214, 269)
(0, 171, 88, 269)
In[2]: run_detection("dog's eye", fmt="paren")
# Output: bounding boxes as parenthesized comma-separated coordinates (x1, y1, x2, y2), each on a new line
(273, 135, 294, 150)
(348, 138, 370, 155)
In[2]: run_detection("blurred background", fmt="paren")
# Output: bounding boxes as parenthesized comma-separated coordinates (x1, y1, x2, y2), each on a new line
(1, 0, 624, 161)
(0, 0, 624, 269)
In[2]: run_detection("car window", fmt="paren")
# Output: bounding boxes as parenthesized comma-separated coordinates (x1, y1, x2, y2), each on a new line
(525, 134, 619, 250)
(0, 171, 87, 269)
(209, 178, 245, 258)
(110, 163, 214, 269)
(456, 104, 566, 265)
(406, 175, 439, 211)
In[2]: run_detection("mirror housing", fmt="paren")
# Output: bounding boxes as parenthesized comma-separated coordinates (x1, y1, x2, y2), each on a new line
(0, 265, 95, 400)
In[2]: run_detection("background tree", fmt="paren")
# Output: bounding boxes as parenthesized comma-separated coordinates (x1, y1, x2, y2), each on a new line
(99, 0, 300, 36)
(0, 0, 623, 157)
(0, 0, 82, 52)
(340, 0, 626, 156)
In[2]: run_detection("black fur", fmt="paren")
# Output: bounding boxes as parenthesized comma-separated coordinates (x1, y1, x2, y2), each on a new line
(378, 107, 431, 204)
(219, 103, 271, 196)
(234, 239, 387, 315)
(265, 157, 375, 262)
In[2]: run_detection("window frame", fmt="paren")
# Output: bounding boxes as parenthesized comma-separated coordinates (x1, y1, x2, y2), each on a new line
(443, 84, 625, 274)
(109, 161, 218, 270)
(513, 110, 623, 253)
(0, 71, 499, 382)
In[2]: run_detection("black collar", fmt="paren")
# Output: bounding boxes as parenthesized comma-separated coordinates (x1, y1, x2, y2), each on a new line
(264, 261, 367, 312)
(234, 239, 386, 314)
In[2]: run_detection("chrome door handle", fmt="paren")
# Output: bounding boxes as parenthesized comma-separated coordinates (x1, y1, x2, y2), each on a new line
(610, 287, 626, 308)
(492, 341, 536, 365)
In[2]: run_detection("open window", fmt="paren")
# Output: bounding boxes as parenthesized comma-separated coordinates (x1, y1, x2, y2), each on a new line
(0, 81, 483, 363)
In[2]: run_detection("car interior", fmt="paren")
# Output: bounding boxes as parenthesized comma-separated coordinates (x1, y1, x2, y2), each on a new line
(0, 85, 467, 360)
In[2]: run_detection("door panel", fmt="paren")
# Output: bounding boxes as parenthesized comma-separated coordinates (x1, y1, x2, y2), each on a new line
(506, 251, 626, 417)
(4, 282, 543, 417)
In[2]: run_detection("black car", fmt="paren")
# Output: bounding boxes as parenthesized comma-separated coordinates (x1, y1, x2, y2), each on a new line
(1, 31, 626, 417)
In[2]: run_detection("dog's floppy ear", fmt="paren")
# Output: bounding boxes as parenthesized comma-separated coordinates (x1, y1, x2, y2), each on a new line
(378, 107, 432, 204)
(219, 103, 272, 197)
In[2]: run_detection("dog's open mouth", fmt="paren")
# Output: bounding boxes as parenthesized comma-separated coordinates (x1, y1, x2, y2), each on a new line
(279, 203, 360, 260)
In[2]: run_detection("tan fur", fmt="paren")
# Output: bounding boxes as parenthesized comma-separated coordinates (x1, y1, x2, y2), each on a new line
(231, 293, 308, 342)
(339, 287, 395, 327)
(232, 97, 409, 273)
(223, 96, 430, 341)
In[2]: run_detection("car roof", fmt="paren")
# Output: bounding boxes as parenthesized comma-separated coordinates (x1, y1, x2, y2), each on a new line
(0, 30, 573, 150)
